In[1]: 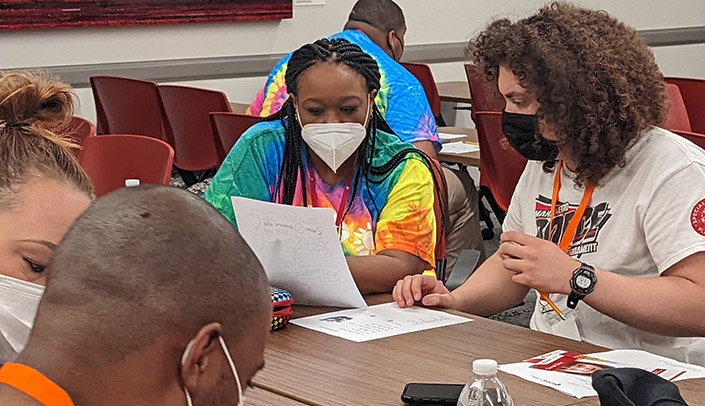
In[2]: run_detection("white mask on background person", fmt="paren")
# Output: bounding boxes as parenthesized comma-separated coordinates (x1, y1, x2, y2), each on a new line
(0, 274, 45, 364)
(182, 335, 245, 406)
(297, 96, 372, 173)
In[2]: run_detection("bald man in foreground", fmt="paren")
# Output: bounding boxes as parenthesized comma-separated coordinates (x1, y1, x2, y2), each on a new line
(0, 186, 271, 406)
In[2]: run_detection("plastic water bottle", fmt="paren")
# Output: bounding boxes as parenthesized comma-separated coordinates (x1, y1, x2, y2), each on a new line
(457, 359, 513, 406)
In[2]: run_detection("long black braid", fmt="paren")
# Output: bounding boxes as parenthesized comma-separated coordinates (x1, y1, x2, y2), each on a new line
(264, 37, 443, 232)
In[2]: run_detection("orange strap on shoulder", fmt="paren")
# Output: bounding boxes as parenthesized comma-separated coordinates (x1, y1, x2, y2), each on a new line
(548, 161, 596, 253)
(0, 363, 74, 406)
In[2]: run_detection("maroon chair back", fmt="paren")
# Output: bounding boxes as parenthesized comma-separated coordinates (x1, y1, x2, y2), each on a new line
(209, 112, 260, 164)
(663, 83, 692, 132)
(665, 77, 705, 134)
(157, 85, 231, 172)
(400, 61, 443, 121)
(64, 116, 95, 156)
(79, 134, 174, 196)
(672, 129, 705, 150)
(90, 76, 167, 143)
(464, 64, 505, 120)
(474, 111, 527, 213)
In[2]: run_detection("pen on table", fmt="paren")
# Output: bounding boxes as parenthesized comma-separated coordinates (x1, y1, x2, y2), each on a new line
(540, 293, 566, 321)
(463, 140, 479, 146)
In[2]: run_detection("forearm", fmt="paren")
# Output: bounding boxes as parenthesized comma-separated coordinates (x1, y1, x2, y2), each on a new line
(584, 268, 705, 336)
(450, 252, 529, 316)
(347, 251, 426, 294)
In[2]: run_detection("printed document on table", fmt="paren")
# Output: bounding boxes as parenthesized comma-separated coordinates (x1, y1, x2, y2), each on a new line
(232, 197, 367, 308)
(438, 132, 467, 143)
(499, 349, 705, 399)
(291, 302, 472, 342)
(440, 141, 480, 155)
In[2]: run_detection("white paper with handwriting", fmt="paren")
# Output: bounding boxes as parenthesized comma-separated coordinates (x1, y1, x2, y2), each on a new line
(291, 303, 472, 342)
(232, 197, 367, 308)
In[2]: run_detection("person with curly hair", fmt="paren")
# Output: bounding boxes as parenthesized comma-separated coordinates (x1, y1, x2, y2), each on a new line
(393, 2, 705, 365)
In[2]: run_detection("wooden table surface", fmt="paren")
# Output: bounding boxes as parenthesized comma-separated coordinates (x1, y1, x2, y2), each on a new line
(252, 295, 705, 405)
(245, 386, 307, 405)
(437, 126, 480, 167)
(436, 81, 471, 104)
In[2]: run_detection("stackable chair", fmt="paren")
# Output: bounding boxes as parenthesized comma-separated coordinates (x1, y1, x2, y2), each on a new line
(400, 61, 446, 126)
(665, 77, 705, 134)
(473, 111, 528, 238)
(65, 116, 96, 157)
(663, 83, 692, 132)
(79, 134, 174, 196)
(89, 76, 168, 143)
(464, 64, 508, 238)
(157, 85, 231, 185)
(464, 64, 506, 119)
(209, 112, 260, 164)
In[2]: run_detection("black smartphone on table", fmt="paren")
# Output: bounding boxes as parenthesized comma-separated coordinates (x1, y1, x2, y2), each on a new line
(401, 383, 465, 405)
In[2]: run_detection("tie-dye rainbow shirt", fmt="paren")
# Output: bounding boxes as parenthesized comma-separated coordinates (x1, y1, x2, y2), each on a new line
(246, 29, 440, 152)
(204, 120, 436, 269)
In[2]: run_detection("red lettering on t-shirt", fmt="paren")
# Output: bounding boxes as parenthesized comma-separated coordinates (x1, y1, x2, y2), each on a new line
(690, 199, 705, 236)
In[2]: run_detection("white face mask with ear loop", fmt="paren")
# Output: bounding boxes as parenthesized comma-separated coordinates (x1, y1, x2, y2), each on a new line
(0, 274, 45, 364)
(181, 335, 244, 406)
(296, 95, 373, 174)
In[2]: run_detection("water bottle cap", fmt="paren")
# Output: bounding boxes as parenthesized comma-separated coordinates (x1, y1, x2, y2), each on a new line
(472, 359, 498, 375)
(125, 179, 140, 187)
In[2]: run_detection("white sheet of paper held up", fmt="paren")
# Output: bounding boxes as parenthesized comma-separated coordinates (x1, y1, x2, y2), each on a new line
(231, 197, 367, 308)
(291, 303, 472, 342)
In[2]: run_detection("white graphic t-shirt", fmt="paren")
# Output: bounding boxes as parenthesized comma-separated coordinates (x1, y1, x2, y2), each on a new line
(503, 126, 705, 366)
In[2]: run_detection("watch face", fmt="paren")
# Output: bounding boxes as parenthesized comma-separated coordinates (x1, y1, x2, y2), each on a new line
(575, 274, 592, 289)
(571, 268, 595, 295)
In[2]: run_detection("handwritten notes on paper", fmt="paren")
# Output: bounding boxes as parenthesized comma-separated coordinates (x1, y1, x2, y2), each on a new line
(291, 303, 472, 342)
(232, 197, 367, 308)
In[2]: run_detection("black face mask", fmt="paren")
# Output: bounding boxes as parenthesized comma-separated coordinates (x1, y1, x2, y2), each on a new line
(501, 111, 559, 161)
(388, 32, 403, 62)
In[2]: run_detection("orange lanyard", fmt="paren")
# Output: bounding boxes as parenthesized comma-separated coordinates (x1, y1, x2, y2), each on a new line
(548, 161, 596, 253)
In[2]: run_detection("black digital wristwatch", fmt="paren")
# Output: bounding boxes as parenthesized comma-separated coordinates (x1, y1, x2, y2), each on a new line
(567, 263, 597, 309)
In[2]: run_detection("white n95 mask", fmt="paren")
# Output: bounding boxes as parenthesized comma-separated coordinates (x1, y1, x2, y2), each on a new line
(0, 274, 45, 364)
(300, 123, 367, 173)
(296, 97, 372, 173)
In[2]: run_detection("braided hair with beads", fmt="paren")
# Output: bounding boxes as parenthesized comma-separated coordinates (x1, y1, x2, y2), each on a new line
(265, 37, 443, 229)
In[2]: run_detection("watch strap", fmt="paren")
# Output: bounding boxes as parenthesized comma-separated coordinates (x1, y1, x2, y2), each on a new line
(567, 292, 584, 309)
(567, 263, 596, 309)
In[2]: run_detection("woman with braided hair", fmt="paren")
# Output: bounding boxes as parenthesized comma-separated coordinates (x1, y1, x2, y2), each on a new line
(0, 71, 94, 363)
(205, 38, 438, 294)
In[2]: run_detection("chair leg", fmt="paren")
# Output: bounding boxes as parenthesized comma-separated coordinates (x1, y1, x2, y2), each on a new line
(177, 168, 198, 187)
(478, 187, 495, 240)
(481, 187, 506, 224)
(177, 168, 217, 187)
